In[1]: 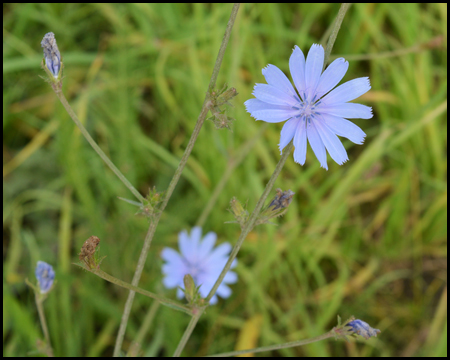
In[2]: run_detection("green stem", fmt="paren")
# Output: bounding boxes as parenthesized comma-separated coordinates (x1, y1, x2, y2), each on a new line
(35, 293, 54, 357)
(54, 91, 145, 204)
(324, 3, 351, 68)
(75, 265, 192, 315)
(173, 310, 205, 357)
(113, 4, 241, 356)
(206, 141, 293, 303)
(208, 331, 335, 357)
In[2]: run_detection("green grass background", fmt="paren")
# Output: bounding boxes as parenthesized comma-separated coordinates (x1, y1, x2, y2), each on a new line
(3, 3, 447, 357)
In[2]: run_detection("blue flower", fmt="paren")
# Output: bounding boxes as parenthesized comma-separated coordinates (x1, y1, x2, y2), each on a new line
(245, 44, 372, 170)
(41, 32, 61, 78)
(161, 227, 237, 305)
(35, 261, 55, 294)
(347, 319, 381, 339)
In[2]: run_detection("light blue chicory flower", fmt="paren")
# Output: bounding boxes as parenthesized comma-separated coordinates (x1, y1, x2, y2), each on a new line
(41, 32, 61, 78)
(35, 261, 55, 294)
(161, 227, 237, 305)
(245, 44, 372, 170)
(347, 319, 381, 339)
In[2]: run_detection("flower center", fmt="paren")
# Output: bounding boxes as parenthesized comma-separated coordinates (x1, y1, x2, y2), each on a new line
(183, 257, 202, 278)
(296, 98, 319, 123)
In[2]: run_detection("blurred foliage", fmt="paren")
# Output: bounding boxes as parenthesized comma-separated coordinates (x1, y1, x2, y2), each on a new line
(3, 3, 447, 357)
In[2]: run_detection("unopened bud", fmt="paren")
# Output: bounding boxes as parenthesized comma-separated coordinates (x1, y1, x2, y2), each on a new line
(227, 197, 249, 229)
(256, 189, 295, 226)
(41, 32, 61, 79)
(218, 87, 238, 104)
(268, 189, 295, 210)
(183, 274, 196, 303)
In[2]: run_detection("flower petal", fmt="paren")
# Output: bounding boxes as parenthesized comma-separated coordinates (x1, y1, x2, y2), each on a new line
(293, 119, 307, 165)
(319, 103, 373, 119)
(321, 77, 371, 104)
(289, 45, 306, 100)
(315, 58, 348, 99)
(178, 229, 197, 260)
(197, 231, 216, 260)
(216, 283, 232, 298)
(321, 114, 366, 144)
(314, 119, 349, 165)
(307, 120, 328, 170)
(279, 117, 299, 154)
(205, 243, 232, 265)
(223, 270, 238, 284)
(262, 64, 298, 99)
(253, 83, 298, 106)
(244, 99, 299, 123)
(161, 247, 182, 264)
(304, 44, 324, 102)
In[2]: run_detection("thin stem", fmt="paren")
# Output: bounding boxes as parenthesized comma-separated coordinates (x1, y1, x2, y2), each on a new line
(74, 265, 192, 315)
(323, 3, 351, 68)
(206, 141, 293, 303)
(113, 4, 241, 356)
(35, 294, 54, 357)
(173, 311, 205, 357)
(54, 91, 145, 203)
(128, 301, 160, 356)
(173, 141, 294, 357)
(208, 330, 334, 357)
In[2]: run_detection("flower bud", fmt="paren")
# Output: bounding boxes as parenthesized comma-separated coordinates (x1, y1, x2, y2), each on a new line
(183, 274, 196, 303)
(347, 319, 381, 339)
(35, 261, 55, 294)
(41, 32, 61, 79)
(268, 188, 295, 210)
(256, 189, 295, 226)
(227, 197, 249, 229)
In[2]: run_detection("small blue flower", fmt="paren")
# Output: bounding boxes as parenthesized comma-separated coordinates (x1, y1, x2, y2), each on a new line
(161, 227, 238, 305)
(245, 44, 372, 170)
(347, 319, 381, 339)
(41, 32, 61, 78)
(35, 261, 55, 294)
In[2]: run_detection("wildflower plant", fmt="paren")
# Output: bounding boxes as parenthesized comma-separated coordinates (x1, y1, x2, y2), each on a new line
(36, 3, 382, 357)
(25, 261, 55, 357)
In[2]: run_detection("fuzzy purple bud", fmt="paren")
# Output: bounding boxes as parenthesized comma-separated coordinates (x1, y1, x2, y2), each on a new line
(347, 319, 380, 339)
(41, 32, 61, 78)
(35, 261, 55, 294)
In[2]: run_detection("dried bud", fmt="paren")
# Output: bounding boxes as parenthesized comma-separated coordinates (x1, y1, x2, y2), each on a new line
(79, 236, 101, 269)
(256, 189, 295, 226)
(268, 188, 295, 210)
